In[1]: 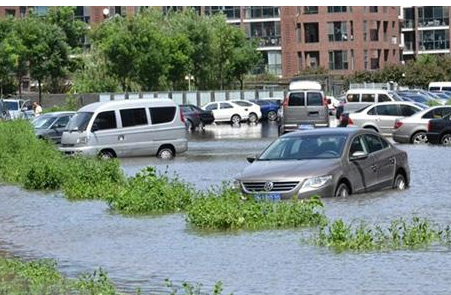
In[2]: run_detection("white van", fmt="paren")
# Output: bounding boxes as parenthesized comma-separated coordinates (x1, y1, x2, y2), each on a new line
(60, 98, 187, 159)
(429, 82, 451, 92)
(337, 89, 403, 118)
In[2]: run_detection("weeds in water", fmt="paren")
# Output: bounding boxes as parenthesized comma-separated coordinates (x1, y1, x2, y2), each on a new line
(315, 217, 451, 252)
(187, 184, 327, 230)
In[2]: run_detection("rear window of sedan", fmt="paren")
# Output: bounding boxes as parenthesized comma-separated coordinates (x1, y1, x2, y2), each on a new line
(259, 134, 348, 160)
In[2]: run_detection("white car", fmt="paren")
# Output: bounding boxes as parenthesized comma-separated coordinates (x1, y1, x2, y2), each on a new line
(230, 100, 262, 123)
(344, 101, 427, 136)
(3, 99, 34, 120)
(202, 101, 250, 124)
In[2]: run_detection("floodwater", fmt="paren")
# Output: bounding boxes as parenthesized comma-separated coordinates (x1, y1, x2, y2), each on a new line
(2, 122, 451, 295)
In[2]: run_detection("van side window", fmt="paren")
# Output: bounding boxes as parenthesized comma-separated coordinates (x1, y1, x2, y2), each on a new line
(120, 108, 148, 127)
(93, 111, 117, 131)
(443, 87, 451, 91)
(307, 92, 323, 106)
(347, 94, 359, 102)
(378, 94, 391, 102)
(361, 94, 375, 102)
(149, 107, 176, 124)
(288, 93, 305, 106)
(429, 87, 440, 91)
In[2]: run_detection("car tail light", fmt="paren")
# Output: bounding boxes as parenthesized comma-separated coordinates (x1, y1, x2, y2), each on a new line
(322, 96, 328, 106)
(283, 97, 289, 108)
(180, 110, 185, 123)
(394, 121, 403, 129)
(427, 121, 431, 132)
(347, 117, 354, 125)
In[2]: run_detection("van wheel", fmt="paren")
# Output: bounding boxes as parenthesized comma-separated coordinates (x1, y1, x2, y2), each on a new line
(98, 150, 115, 160)
(267, 111, 277, 121)
(231, 114, 241, 125)
(248, 113, 258, 123)
(441, 134, 451, 146)
(157, 147, 174, 159)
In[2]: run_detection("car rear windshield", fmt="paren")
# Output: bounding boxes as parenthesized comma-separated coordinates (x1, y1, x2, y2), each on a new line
(258, 134, 348, 160)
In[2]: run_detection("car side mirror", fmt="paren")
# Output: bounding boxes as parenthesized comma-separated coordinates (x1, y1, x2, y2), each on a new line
(350, 151, 368, 161)
(246, 156, 256, 163)
(21, 107, 28, 112)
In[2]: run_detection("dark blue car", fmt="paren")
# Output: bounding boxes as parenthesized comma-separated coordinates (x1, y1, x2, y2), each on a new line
(249, 99, 280, 121)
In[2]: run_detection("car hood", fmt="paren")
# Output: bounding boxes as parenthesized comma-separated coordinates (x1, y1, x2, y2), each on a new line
(236, 158, 341, 182)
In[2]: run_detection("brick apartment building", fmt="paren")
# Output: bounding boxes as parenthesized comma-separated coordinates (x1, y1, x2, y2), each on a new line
(1, 6, 450, 81)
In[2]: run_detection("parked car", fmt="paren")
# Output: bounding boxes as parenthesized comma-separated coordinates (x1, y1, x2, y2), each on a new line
(393, 106, 451, 144)
(340, 102, 426, 136)
(258, 97, 284, 105)
(60, 98, 187, 159)
(179, 104, 215, 130)
(202, 101, 249, 124)
(234, 128, 409, 199)
(279, 81, 329, 135)
(0, 100, 10, 121)
(249, 99, 280, 121)
(336, 89, 403, 119)
(399, 93, 429, 104)
(429, 81, 451, 92)
(230, 100, 262, 123)
(2, 99, 33, 120)
(426, 114, 451, 145)
(32, 111, 75, 144)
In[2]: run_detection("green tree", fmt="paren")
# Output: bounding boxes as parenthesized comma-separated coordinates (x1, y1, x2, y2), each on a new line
(0, 18, 16, 97)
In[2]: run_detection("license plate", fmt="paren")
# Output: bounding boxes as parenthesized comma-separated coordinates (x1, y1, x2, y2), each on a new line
(254, 194, 281, 202)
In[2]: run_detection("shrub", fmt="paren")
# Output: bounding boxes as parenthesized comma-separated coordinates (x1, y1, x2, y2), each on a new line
(187, 185, 327, 230)
(314, 217, 451, 252)
(107, 167, 195, 214)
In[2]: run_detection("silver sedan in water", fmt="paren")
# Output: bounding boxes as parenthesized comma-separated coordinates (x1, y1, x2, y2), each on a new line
(235, 128, 410, 199)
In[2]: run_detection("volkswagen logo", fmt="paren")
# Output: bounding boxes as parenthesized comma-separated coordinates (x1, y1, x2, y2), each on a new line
(264, 182, 274, 192)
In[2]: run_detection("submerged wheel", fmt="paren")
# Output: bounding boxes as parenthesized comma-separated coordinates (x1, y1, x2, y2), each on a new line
(231, 114, 241, 125)
(411, 131, 428, 144)
(335, 182, 350, 197)
(186, 119, 194, 131)
(157, 147, 174, 159)
(393, 173, 407, 190)
(267, 111, 277, 121)
(440, 134, 451, 146)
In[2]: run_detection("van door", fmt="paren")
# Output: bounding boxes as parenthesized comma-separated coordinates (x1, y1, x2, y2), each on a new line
(119, 108, 149, 156)
(306, 92, 328, 126)
(90, 110, 119, 155)
(283, 92, 305, 125)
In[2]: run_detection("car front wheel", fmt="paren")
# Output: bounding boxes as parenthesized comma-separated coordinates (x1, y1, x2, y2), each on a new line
(335, 182, 350, 197)
(393, 173, 407, 190)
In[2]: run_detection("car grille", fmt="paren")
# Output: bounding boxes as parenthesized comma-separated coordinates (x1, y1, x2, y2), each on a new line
(242, 181, 299, 193)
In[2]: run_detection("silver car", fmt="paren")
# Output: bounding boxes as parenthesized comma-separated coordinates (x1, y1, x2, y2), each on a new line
(345, 102, 427, 136)
(393, 106, 451, 144)
(235, 128, 410, 199)
(33, 111, 75, 144)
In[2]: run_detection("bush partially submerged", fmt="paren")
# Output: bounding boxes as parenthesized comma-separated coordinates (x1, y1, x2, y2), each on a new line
(314, 217, 451, 252)
(187, 186, 327, 230)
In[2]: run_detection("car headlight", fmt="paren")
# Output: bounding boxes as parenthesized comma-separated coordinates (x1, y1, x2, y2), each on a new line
(232, 179, 241, 190)
(77, 136, 88, 144)
(301, 175, 333, 190)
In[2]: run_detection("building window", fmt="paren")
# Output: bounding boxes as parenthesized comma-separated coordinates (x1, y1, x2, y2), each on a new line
(370, 50, 379, 70)
(244, 6, 280, 19)
(350, 49, 354, 70)
(205, 6, 241, 19)
(304, 23, 319, 43)
(383, 21, 388, 42)
(363, 21, 368, 41)
(329, 50, 348, 70)
(245, 21, 281, 47)
(19, 6, 26, 18)
(296, 23, 302, 43)
(369, 6, 378, 13)
(384, 49, 389, 62)
(305, 51, 320, 68)
(370, 21, 380, 42)
(267, 51, 282, 75)
(297, 52, 303, 72)
(5, 9, 16, 17)
(364, 50, 368, 70)
(418, 6, 449, 27)
(327, 6, 347, 13)
(304, 6, 318, 14)
(327, 22, 348, 42)
(420, 29, 450, 50)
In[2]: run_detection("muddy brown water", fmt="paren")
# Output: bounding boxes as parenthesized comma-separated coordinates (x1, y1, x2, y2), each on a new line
(2, 122, 451, 295)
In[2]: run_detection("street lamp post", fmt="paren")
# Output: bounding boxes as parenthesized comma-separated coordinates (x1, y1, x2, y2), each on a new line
(185, 74, 194, 91)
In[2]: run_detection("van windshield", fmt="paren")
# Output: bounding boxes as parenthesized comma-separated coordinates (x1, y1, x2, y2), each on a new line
(4, 101, 19, 111)
(67, 112, 93, 131)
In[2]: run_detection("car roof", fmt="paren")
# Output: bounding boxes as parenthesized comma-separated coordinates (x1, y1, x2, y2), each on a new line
(79, 98, 175, 113)
(346, 89, 391, 94)
(282, 127, 364, 138)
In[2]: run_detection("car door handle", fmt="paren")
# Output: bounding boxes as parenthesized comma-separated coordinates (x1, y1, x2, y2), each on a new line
(371, 164, 378, 172)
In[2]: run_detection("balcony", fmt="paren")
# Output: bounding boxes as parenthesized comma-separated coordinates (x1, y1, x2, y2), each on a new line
(419, 18, 449, 28)
(404, 41, 415, 51)
(420, 40, 450, 51)
(402, 20, 414, 29)
(253, 36, 281, 48)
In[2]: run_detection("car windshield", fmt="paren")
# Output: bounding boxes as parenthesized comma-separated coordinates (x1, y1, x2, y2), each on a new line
(4, 101, 19, 111)
(66, 112, 93, 131)
(32, 115, 56, 129)
(259, 134, 348, 161)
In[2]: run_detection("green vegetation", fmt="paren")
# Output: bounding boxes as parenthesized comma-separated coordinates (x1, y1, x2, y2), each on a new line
(0, 256, 231, 295)
(187, 186, 327, 230)
(314, 217, 451, 252)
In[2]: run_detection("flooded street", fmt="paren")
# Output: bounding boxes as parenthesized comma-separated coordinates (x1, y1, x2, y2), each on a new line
(2, 122, 451, 295)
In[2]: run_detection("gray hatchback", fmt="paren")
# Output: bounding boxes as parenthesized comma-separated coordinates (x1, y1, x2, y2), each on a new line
(235, 128, 410, 199)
